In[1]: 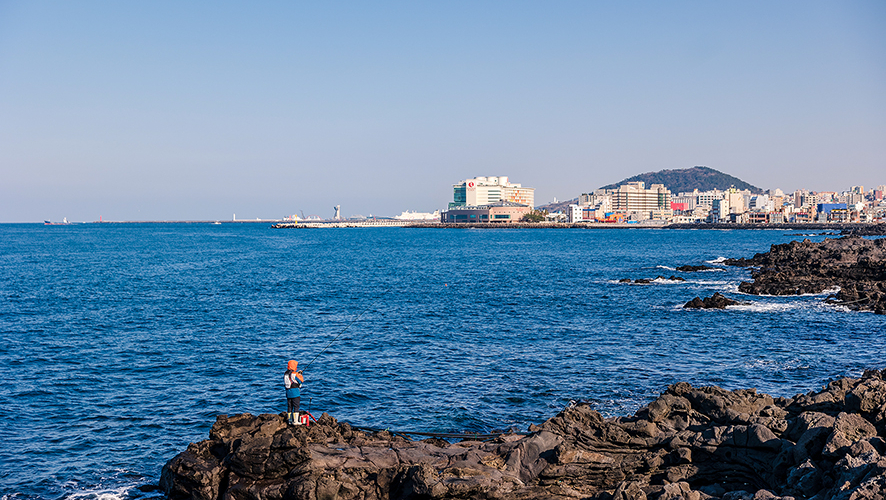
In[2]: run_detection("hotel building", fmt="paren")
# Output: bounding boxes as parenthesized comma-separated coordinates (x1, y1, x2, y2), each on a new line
(450, 176, 535, 209)
(611, 182, 672, 219)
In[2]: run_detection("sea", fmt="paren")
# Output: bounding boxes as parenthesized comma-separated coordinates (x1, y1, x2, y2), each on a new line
(1, 223, 884, 500)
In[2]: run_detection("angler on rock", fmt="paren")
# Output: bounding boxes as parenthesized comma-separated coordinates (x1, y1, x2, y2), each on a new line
(283, 360, 305, 425)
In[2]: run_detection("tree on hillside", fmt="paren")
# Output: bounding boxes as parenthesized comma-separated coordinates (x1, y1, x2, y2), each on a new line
(522, 209, 548, 223)
(599, 166, 762, 194)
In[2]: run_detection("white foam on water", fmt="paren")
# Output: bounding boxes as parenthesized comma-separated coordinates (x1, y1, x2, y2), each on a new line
(734, 287, 841, 298)
(66, 487, 133, 500)
(818, 302, 852, 313)
(651, 277, 682, 284)
(742, 358, 811, 372)
(656, 265, 676, 271)
(674, 300, 800, 313)
(705, 256, 728, 264)
(727, 301, 802, 313)
(695, 280, 734, 288)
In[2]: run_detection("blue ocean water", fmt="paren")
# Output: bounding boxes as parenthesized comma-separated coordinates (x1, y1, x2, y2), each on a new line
(1, 223, 884, 500)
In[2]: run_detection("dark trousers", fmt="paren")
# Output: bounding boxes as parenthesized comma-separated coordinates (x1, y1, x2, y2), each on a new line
(287, 397, 300, 413)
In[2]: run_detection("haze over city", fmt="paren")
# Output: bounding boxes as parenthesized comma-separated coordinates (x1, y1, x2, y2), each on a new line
(1, 1, 884, 222)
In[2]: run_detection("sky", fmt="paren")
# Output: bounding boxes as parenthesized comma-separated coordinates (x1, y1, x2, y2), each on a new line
(1, 1, 884, 222)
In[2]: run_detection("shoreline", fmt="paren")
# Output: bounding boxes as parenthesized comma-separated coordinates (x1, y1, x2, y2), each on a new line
(404, 222, 884, 232)
(21, 220, 886, 234)
(161, 371, 886, 500)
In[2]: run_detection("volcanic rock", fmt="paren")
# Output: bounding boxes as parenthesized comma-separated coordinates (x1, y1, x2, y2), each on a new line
(842, 224, 886, 236)
(683, 292, 739, 309)
(677, 265, 715, 272)
(161, 371, 886, 500)
(724, 236, 886, 314)
(624, 276, 685, 284)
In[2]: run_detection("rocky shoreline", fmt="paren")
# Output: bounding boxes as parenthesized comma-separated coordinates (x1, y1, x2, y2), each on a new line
(683, 292, 741, 309)
(724, 235, 886, 314)
(160, 371, 886, 500)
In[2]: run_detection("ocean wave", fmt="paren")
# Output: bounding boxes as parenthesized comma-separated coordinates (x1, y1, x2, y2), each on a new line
(820, 302, 852, 313)
(65, 487, 134, 500)
(655, 265, 676, 271)
(741, 358, 811, 372)
(705, 256, 728, 264)
(651, 277, 682, 284)
(686, 280, 731, 286)
(727, 302, 802, 313)
(733, 287, 841, 298)
(673, 300, 802, 313)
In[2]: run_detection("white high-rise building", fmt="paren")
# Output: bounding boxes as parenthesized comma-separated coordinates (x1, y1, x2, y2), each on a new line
(611, 182, 671, 219)
(450, 176, 535, 208)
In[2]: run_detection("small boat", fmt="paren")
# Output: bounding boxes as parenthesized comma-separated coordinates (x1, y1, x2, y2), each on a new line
(44, 218, 70, 225)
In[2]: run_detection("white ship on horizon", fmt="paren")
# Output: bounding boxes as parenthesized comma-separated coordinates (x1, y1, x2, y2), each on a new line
(393, 210, 441, 221)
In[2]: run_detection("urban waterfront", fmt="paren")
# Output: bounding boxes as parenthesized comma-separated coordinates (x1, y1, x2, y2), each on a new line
(1, 223, 884, 500)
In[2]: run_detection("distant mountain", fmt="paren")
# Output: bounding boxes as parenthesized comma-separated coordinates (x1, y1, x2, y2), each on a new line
(599, 166, 762, 194)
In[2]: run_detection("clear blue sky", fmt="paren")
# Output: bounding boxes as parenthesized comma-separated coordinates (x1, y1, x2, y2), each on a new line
(1, 1, 884, 221)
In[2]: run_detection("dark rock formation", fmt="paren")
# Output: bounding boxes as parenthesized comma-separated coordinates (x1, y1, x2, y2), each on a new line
(842, 224, 886, 237)
(683, 293, 739, 309)
(161, 371, 886, 500)
(676, 265, 715, 272)
(623, 276, 685, 284)
(724, 236, 886, 314)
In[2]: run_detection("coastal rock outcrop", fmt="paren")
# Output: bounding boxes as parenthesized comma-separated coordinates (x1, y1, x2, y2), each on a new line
(683, 293, 739, 309)
(621, 276, 686, 284)
(161, 370, 886, 500)
(724, 235, 886, 314)
(842, 224, 886, 237)
(676, 265, 715, 272)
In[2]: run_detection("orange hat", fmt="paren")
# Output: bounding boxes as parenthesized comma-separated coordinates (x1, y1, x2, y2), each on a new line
(287, 360, 298, 371)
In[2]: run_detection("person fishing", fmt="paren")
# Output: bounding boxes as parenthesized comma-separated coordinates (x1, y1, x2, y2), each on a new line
(289, 285, 393, 425)
(284, 360, 304, 425)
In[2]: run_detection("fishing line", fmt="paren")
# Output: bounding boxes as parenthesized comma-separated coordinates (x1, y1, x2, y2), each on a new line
(303, 285, 395, 371)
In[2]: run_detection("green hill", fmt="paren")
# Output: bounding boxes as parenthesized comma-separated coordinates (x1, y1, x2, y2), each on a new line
(599, 166, 762, 194)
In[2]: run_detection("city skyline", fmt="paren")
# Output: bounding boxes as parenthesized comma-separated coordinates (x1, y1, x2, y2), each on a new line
(2, 2, 884, 222)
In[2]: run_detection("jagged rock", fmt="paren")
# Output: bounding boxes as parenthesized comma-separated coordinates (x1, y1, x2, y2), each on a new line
(161, 371, 886, 500)
(623, 276, 685, 284)
(724, 236, 886, 314)
(677, 265, 715, 272)
(683, 293, 739, 309)
(842, 223, 886, 236)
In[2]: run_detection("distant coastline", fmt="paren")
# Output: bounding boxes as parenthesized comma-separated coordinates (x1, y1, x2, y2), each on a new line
(27, 220, 886, 233)
(403, 222, 885, 232)
(32, 219, 279, 224)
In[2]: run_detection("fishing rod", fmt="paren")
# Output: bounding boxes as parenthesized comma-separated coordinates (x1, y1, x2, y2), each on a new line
(303, 285, 395, 371)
